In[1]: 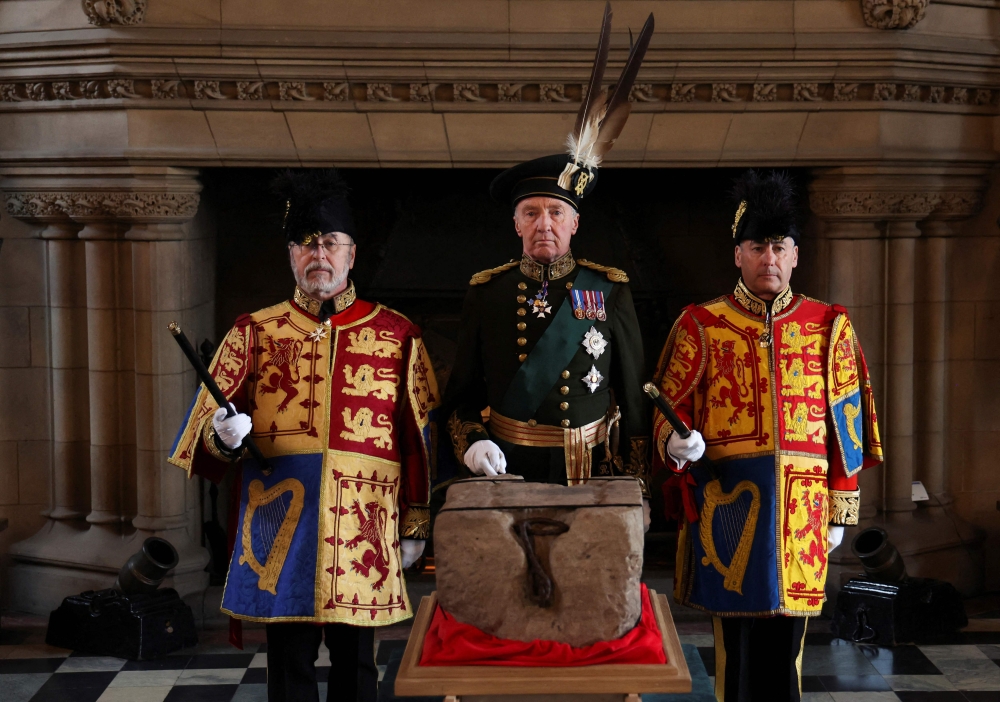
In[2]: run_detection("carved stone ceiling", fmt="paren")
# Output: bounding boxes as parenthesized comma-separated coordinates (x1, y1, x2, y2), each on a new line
(0, 0, 997, 168)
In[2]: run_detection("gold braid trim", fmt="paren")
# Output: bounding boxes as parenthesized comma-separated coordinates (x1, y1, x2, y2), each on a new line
(625, 436, 652, 497)
(447, 411, 487, 464)
(469, 260, 518, 285)
(829, 489, 860, 526)
(577, 259, 629, 283)
(401, 506, 430, 539)
(203, 419, 246, 463)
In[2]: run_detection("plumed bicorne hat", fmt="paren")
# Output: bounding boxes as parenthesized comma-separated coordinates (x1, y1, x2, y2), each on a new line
(489, 3, 654, 210)
(730, 170, 800, 244)
(271, 168, 356, 245)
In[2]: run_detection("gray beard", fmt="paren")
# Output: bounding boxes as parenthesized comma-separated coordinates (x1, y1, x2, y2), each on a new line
(294, 263, 349, 298)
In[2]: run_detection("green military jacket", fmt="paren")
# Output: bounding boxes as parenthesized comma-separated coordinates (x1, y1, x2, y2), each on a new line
(443, 250, 650, 490)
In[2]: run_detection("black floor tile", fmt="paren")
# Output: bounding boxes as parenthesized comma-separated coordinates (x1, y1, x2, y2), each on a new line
(961, 693, 1000, 701)
(0, 658, 65, 674)
(860, 644, 942, 675)
(376, 639, 407, 665)
(806, 632, 838, 646)
(241, 667, 268, 684)
(121, 656, 192, 671)
(187, 653, 255, 669)
(819, 674, 893, 691)
(163, 684, 239, 702)
(801, 675, 825, 692)
(27, 672, 117, 702)
(894, 693, 969, 702)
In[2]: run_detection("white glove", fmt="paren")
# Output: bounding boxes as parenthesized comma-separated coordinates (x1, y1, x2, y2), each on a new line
(828, 525, 845, 553)
(401, 539, 426, 569)
(464, 440, 507, 476)
(666, 430, 705, 466)
(213, 404, 252, 450)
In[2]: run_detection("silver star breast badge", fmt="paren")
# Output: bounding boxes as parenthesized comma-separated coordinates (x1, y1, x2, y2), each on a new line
(582, 365, 604, 393)
(581, 326, 608, 359)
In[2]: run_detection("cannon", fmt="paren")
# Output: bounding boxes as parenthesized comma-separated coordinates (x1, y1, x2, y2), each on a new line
(46, 538, 197, 660)
(831, 527, 966, 646)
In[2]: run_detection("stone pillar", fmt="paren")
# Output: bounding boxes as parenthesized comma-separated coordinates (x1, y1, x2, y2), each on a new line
(884, 223, 919, 513)
(126, 181, 209, 592)
(43, 222, 91, 522)
(3, 169, 211, 613)
(915, 223, 950, 504)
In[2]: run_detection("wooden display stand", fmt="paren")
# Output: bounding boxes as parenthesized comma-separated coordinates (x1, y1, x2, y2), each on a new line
(394, 589, 692, 701)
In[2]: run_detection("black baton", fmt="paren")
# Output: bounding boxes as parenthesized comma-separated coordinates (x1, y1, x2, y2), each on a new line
(642, 381, 717, 477)
(168, 322, 272, 476)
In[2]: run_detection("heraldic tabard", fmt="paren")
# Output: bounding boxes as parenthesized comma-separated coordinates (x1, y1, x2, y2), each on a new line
(652, 281, 882, 618)
(168, 288, 438, 626)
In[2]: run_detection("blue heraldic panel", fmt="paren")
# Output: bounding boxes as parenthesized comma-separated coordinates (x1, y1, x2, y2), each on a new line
(222, 454, 323, 621)
(686, 456, 779, 615)
(831, 391, 864, 476)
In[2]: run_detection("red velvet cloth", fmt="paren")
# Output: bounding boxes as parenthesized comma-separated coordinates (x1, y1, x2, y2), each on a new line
(419, 584, 666, 667)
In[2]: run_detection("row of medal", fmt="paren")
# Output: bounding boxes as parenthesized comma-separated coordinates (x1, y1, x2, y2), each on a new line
(571, 288, 608, 321)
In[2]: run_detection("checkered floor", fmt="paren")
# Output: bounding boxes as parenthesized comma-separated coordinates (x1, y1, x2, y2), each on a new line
(3, 611, 1000, 701)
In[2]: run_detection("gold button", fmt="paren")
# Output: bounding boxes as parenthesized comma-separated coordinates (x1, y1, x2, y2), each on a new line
(517, 337, 527, 346)
(517, 295, 527, 303)
(517, 308, 527, 317)
(561, 419, 571, 428)
(559, 386, 569, 395)
(518, 282, 527, 290)
(559, 401, 569, 411)
(519, 353, 527, 362)
(566, 282, 573, 290)
(561, 370, 570, 379)
(528, 419, 537, 427)
(517, 322, 526, 331)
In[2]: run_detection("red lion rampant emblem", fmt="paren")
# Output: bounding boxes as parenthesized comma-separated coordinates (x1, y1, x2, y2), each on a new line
(258, 335, 303, 413)
(709, 339, 750, 425)
(793, 489, 827, 580)
(344, 500, 391, 591)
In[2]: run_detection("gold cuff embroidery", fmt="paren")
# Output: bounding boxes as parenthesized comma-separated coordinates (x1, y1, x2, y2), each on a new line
(203, 419, 245, 463)
(625, 436, 651, 497)
(447, 411, 487, 464)
(401, 507, 430, 539)
(829, 489, 860, 526)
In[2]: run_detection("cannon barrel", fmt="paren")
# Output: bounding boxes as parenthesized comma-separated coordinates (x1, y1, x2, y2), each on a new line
(114, 537, 179, 595)
(851, 526, 907, 583)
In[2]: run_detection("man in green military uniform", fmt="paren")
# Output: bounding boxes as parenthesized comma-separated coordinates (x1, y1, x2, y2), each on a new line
(442, 156, 649, 490)
(442, 5, 654, 492)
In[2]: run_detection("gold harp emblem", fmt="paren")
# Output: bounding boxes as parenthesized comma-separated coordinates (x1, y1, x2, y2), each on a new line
(699, 479, 761, 594)
(239, 478, 305, 595)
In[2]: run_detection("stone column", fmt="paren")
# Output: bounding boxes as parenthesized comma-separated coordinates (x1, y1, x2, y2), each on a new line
(125, 176, 209, 593)
(43, 221, 91, 522)
(884, 223, 919, 513)
(3, 169, 211, 613)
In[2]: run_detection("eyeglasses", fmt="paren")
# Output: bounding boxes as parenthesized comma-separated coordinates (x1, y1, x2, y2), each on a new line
(290, 238, 354, 256)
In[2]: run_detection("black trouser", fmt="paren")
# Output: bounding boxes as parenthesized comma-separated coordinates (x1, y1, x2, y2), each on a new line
(265, 622, 377, 702)
(714, 616, 808, 702)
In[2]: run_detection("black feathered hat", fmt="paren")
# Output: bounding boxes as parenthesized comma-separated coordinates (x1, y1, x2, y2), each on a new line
(490, 4, 654, 210)
(489, 154, 598, 210)
(730, 170, 799, 244)
(271, 168, 355, 245)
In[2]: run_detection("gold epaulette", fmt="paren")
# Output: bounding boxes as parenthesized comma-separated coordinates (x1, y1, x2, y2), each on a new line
(469, 260, 518, 285)
(577, 259, 629, 283)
